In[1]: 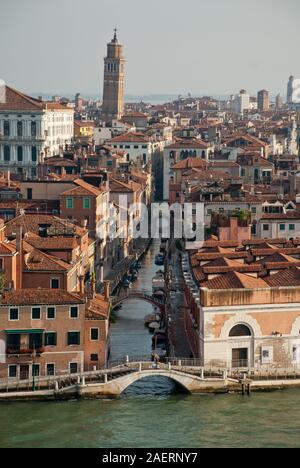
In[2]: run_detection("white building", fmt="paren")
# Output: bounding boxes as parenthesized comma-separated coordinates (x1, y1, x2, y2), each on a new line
(163, 140, 212, 200)
(108, 131, 164, 165)
(0, 85, 74, 178)
(234, 90, 250, 114)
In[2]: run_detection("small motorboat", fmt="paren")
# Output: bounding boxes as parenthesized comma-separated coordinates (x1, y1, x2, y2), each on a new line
(149, 322, 160, 331)
(153, 290, 166, 300)
(144, 313, 160, 327)
(152, 271, 165, 292)
(155, 254, 165, 266)
(122, 277, 131, 288)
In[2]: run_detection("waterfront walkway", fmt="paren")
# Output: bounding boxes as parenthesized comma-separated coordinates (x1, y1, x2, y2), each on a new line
(3, 358, 300, 401)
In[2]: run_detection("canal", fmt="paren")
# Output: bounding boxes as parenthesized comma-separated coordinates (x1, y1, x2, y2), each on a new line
(1, 241, 300, 448)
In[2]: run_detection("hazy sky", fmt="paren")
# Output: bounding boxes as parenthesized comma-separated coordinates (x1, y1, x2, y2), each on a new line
(0, 0, 299, 97)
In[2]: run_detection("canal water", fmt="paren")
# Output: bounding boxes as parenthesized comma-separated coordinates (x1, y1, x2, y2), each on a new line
(1, 241, 300, 448)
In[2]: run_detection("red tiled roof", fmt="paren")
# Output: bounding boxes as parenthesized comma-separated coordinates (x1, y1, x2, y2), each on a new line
(201, 271, 269, 290)
(109, 132, 150, 143)
(166, 140, 210, 150)
(0, 86, 72, 112)
(0, 289, 85, 306)
(265, 267, 300, 287)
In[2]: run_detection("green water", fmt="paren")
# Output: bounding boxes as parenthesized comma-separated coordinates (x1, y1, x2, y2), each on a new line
(1, 387, 300, 448)
(1, 242, 300, 448)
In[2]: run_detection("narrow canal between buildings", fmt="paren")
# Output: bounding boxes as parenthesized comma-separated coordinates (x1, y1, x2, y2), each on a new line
(109, 239, 177, 396)
(1, 241, 300, 448)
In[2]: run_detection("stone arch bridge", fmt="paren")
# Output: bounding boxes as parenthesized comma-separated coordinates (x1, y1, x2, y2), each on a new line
(111, 290, 165, 311)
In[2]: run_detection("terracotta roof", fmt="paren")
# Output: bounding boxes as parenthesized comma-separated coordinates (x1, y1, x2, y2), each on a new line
(0, 242, 16, 255)
(201, 271, 269, 290)
(109, 178, 141, 193)
(109, 132, 150, 143)
(5, 214, 87, 238)
(86, 295, 110, 319)
(0, 289, 84, 306)
(172, 158, 209, 170)
(25, 233, 78, 251)
(0, 85, 72, 112)
(24, 248, 72, 272)
(265, 267, 300, 287)
(166, 140, 210, 150)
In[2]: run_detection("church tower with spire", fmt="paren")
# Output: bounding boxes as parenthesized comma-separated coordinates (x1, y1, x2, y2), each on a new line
(102, 29, 125, 122)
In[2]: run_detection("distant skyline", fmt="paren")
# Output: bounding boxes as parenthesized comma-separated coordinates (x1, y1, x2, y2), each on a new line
(0, 0, 299, 98)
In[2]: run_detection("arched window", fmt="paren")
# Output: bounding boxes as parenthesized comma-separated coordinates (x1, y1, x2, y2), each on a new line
(31, 146, 37, 162)
(229, 324, 252, 337)
(17, 146, 23, 162)
(17, 121, 23, 137)
(31, 121, 37, 137)
(202, 150, 206, 159)
(4, 146, 10, 162)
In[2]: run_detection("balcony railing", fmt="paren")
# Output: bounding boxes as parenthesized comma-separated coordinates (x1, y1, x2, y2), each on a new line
(0, 135, 44, 141)
(6, 347, 45, 355)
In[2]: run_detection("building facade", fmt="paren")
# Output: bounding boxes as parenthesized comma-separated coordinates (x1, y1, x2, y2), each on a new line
(0, 86, 74, 178)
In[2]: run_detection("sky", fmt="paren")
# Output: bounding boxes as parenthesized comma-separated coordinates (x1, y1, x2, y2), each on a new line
(0, 0, 300, 98)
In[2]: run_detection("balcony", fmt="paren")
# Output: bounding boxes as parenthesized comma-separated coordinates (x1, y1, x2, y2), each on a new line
(6, 346, 45, 355)
(0, 135, 44, 142)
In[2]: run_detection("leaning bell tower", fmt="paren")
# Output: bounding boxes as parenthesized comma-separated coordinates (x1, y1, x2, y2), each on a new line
(102, 29, 125, 122)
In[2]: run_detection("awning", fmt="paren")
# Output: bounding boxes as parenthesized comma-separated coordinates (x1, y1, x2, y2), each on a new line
(5, 329, 44, 335)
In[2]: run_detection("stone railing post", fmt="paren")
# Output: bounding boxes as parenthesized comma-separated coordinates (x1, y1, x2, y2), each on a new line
(104, 374, 108, 384)
(139, 363, 142, 372)
(168, 362, 172, 371)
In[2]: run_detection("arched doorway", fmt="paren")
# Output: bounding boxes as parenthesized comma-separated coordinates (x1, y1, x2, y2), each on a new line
(229, 324, 253, 368)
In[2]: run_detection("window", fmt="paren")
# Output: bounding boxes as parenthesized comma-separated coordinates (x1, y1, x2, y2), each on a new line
(207, 209, 212, 215)
(4, 146, 10, 162)
(69, 362, 78, 374)
(279, 224, 286, 231)
(241, 168, 245, 177)
(8, 365, 17, 379)
(47, 307, 56, 320)
(45, 332, 57, 347)
(90, 354, 98, 362)
(263, 224, 269, 231)
(9, 308, 19, 321)
(32, 364, 40, 377)
(251, 207, 257, 214)
(83, 197, 90, 209)
(46, 363, 55, 376)
(68, 331, 80, 346)
(31, 146, 37, 162)
(4, 121, 10, 136)
(32, 307, 41, 320)
(66, 197, 74, 209)
(17, 146, 23, 162)
(70, 306, 79, 319)
(17, 121, 23, 137)
(31, 121, 37, 137)
(134, 145, 139, 149)
(51, 278, 60, 289)
(27, 188, 33, 200)
(289, 224, 295, 231)
(229, 324, 252, 337)
(90, 328, 99, 341)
